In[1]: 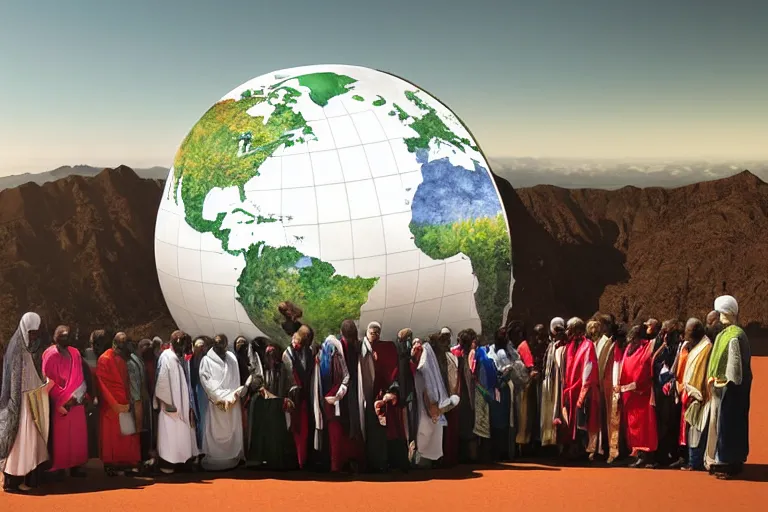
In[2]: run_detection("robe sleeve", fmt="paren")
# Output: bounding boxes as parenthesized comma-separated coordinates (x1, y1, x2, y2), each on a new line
(336, 349, 350, 388)
(199, 358, 232, 403)
(127, 361, 142, 402)
(248, 343, 264, 378)
(42, 350, 67, 405)
(96, 355, 123, 409)
(724, 338, 743, 385)
(154, 357, 174, 409)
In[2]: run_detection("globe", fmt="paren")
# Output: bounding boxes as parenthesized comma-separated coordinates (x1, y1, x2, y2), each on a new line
(154, 64, 513, 346)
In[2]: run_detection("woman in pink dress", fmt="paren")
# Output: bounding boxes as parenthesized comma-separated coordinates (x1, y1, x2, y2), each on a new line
(42, 325, 89, 477)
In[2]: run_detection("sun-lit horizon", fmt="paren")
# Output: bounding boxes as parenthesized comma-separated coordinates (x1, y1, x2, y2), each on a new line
(1, 0, 766, 177)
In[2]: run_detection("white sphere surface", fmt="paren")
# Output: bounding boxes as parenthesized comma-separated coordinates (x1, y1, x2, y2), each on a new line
(154, 64, 512, 345)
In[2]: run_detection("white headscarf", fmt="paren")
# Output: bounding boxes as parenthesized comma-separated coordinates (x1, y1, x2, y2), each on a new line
(19, 312, 41, 348)
(550, 317, 565, 335)
(714, 295, 738, 317)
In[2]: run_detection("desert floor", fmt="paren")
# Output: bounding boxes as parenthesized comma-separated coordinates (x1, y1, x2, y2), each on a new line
(2, 358, 766, 512)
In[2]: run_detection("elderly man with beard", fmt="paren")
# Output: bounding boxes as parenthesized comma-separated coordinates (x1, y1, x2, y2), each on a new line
(41, 325, 89, 479)
(96, 332, 141, 476)
(705, 295, 752, 479)
(561, 317, 601, 460)
(199, 334, 246, 471)
(154, 331, 199, 474)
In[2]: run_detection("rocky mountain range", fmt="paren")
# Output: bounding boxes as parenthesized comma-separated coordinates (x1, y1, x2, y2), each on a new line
(0, 165, 766, 353)
(0, 165, 169, 191)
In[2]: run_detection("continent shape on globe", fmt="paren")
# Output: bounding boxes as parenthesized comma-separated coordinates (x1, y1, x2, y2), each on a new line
(154, 64, 512, 346)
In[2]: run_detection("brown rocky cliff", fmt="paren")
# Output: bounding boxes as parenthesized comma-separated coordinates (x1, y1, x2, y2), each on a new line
(1, 166, 765, 353)
(0, 165, 175, 348)
(494, 170, 768, 346)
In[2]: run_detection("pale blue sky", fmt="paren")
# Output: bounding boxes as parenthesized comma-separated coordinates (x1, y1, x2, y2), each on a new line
(0, 0, 766, 175)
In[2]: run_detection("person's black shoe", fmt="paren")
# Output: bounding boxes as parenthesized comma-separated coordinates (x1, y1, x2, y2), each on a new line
(70, 467, 87, 478)
(668, 457, 686, 469)
(628, 457, 645, 468)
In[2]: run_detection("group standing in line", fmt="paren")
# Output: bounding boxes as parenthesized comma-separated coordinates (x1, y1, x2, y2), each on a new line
(0, 295, 752, 493)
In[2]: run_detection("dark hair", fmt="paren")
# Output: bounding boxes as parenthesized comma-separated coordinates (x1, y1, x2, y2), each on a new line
(457, 328, 477, 347)
(341, 320, 359, 343)
(214, 334, 228, 346)
(627, 325, 644, 343)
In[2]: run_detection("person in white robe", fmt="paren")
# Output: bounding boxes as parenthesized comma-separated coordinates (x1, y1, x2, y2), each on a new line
(410, 340, 459, 466)
(0, 312, 53, 493)
(154, 332, 199, 474)
(199, 334, 246, 471)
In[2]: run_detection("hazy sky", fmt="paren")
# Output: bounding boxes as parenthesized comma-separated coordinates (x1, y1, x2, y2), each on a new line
(1, 0, 766, 175)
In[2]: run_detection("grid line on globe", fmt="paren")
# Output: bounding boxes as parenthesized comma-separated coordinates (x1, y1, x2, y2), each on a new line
(154, 65, 513, 346)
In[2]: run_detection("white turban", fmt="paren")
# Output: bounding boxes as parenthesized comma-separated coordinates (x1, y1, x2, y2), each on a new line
(714, 295, 738, 317)
(367, 321, 381, 331)
(550, 317, 565, 334)
(440, 327, 452, 335)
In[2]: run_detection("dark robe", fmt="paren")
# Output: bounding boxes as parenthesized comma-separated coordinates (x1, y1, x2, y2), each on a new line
(652, 335, 681, 465)
(395, 337, 417, 444)
(284, 344, 314, 469)
(246, 355, 296, 470)
(366, 340, 408, 472)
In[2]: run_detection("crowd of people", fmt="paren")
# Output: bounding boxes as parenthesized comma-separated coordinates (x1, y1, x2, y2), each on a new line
(0, 295, 753, 494)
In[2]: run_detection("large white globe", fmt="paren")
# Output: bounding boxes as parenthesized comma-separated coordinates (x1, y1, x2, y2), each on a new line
(154, 64, 512, 346)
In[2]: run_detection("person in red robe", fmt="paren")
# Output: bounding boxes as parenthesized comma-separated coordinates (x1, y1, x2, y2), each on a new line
(619, 325, 658, 468)
(96, 332, 141, 476)
(365, 322, 409, 473)
(561, 317, 601, 459)
(42, 325, 89, 477)
(282, 324, 315, 470)
(516, 324, 548, 454)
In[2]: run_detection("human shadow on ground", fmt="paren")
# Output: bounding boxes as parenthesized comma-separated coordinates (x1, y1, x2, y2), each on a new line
(27, 462, 560, 494)
(732, 463, 768, 483)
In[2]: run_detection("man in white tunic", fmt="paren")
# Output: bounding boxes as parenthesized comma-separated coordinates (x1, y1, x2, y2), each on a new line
(0, 312, 53, 493)
(154, 331, 199, 474)
(199, 334, 246, 471)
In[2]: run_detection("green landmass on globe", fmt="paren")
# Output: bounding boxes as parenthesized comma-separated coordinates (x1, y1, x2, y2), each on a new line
(170, 71, 510, 344)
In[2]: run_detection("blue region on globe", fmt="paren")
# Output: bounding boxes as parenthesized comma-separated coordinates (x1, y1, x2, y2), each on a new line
(411, 149, 502, 226)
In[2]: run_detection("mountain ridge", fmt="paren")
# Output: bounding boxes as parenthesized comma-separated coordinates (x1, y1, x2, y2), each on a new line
(0, 165, 766, 351)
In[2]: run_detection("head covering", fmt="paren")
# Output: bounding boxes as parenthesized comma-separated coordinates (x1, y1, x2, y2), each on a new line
(643, 318, 659, 327)
(367, 321, 381, 331)
(19, 312, 41, 348)
(440, 327, 452, 335)
(0, 312, 43, 461)
(714, 295, 738, 317)
(550, 317, 565, 334)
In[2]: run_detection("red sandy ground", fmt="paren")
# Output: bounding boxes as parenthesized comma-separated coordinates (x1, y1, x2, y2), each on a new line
(3, 359, 766, 511)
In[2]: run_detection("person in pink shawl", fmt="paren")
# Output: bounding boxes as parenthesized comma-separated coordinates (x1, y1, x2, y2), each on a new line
(42, 325, 89, 476)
